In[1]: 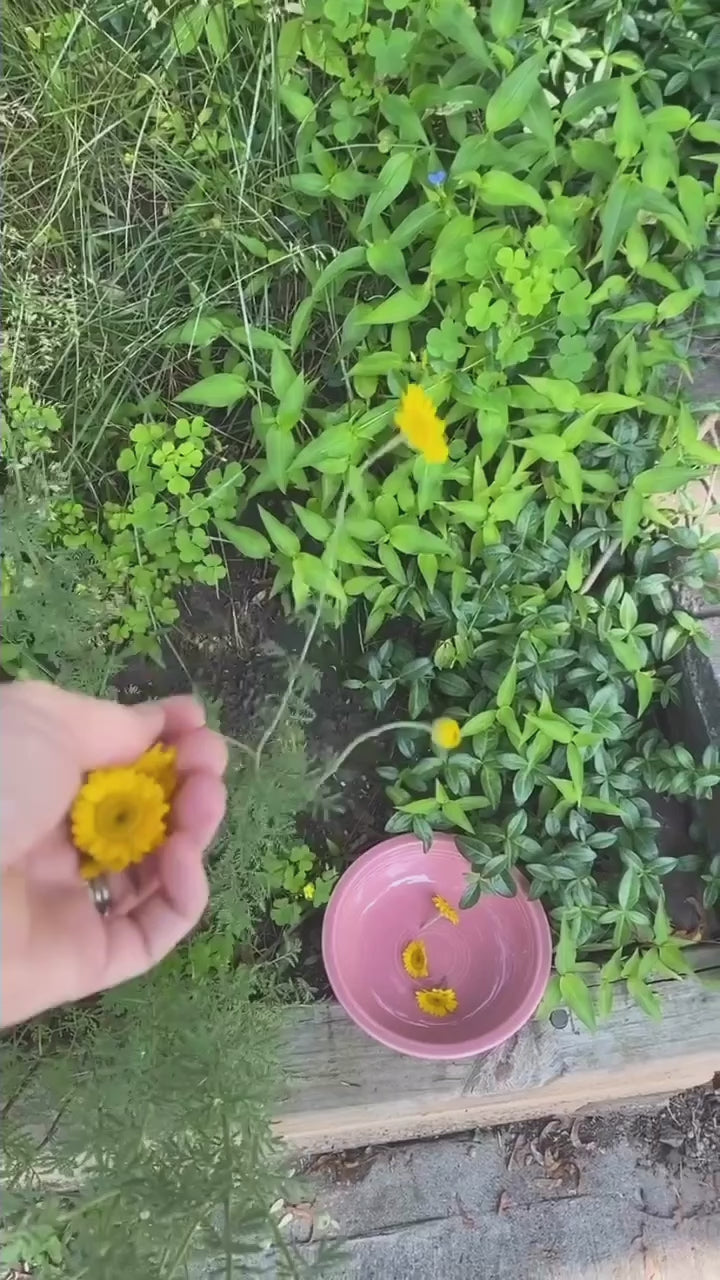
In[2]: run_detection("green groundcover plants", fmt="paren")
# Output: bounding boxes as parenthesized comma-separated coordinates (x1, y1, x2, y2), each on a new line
(3, 0, 720, 1067)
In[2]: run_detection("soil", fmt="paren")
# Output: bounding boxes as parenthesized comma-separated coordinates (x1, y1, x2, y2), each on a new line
(116, 556, 390, 993)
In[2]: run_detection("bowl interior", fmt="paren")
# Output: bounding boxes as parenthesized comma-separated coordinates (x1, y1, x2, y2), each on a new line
(322, 835, 551, 1059)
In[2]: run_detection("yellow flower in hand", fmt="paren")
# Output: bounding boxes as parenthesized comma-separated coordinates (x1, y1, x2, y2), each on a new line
(72, 768, 169, 879)
(431, 717, 461, 750)
(394, 384, 449, 464)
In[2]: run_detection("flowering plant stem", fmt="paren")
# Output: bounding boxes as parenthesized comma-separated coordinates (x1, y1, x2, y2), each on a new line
(253, 436, 401, 769)
(313, 721, 431, 790)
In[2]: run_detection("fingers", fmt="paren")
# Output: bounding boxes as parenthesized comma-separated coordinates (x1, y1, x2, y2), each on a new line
(153, 695, 206, 741)
(101, 834, 209, 987)
(5, 681, 166, 771)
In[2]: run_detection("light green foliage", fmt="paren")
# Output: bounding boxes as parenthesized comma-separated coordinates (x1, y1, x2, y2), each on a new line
(265, 842, 338, 926)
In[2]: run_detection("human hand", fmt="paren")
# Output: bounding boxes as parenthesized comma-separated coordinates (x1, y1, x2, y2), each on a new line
(0, 682, 227, 1027)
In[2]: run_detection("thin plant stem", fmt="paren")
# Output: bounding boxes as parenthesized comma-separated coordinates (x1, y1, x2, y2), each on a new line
(253, 436, 401, 768)
(314, 721, 431, 790)
(581, 537, 622, 595)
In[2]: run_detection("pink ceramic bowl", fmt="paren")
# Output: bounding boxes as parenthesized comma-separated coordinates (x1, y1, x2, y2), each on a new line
(322, 834, 551, 1060)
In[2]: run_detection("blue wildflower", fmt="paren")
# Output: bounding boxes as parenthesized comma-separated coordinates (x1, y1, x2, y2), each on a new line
(428, 169, 447, 187)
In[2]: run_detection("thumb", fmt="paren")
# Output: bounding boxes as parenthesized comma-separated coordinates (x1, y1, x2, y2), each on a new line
(0, 682, 165, 863)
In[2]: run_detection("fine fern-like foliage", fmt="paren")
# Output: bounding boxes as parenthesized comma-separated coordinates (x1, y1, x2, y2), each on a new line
(1, 736, 336, 1279)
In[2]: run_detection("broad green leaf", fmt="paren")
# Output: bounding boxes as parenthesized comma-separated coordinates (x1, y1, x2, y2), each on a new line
(523, 377, 580, 412)
(217, 522, 270, 560)
(264, 426, 296, 490)
(258, 507, 301, 558)
(478, 168, 546, 215)
(646, 106, 691, 133)
(279, 85, 315, 123)
(490, 0, 524, 40)
(427, 0, 490, 66)
(389, 525, 450, 556)
(171, 3, 205, 54)
(461, 710, 496, 737)
(567, 743, 584, 798)
(634, 670, 654, 716)
(627, 977, 663, 1020)
(162, 314, 226, 346)
(442, 800, 475, 834)
(292, 504, 332, 541)
(175, 373, 248, 408)
(277, 372, 308, 431)
(562, 79, 621, 124)
(535, 975, 563, 1020)
(351, 352, 406, 377)
(290, 173, 328, 198)
(486, 55, 542, 134)
(690, 121, 720, 145)
(311, 246, 366, 298)
(600, 176, 641, 270)
(366, 240, 409, 288)
(359, 151, 414, 230)
(294, 553, 345, 601)
(657, 287, 700, 322)
(496, 658, 517, 709)
(516, 435, 567, 463)
(389, 203, 440, 249)
(521, 89, 556, 150)
(430, 215, 475, 281)
(528, 713, 574, 744)
(559, 973, 596, 1030)
(417, 552, 437, 593)
(290, 296, 314, 353)
(613, 80, 645, 160)
(364, 287, 430, 325)
(611, 302, 657, 324)
(633, 465, 698, 495)
(293, 426, 353, 471)
(677, 175, 708, 248)
(205, 3, 228, 57)
(620, 487, 643, 548)
(558, 453, 583, 510)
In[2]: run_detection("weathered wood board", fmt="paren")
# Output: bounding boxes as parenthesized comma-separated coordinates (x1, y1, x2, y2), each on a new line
(277, 951, 720, 1153)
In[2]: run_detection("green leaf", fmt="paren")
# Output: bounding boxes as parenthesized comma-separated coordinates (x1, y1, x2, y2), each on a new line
(430, 215, 475, 281)
(634, 669, 654, 716)
(351, 352, 406, 377)
(293, 426, 353, 472)
(633, 466, 698, 495)
(676, 175, 708, 248)
(217, 522, 270, 560)
(205, 3, 228, 57)
(657, 287, 700, 322)
(478, 169, 546, 215)
(292, 504, 332, 541)
(258, 507, 301, 557)
(175, 373, 248, 409)
(364, 287, 430, 325)
(389, 525, 450, 556)
(613, 80, 645, 160)
(600, 176, 641, 271)
(443, 800, 475, 834)
(277, 372, 308, 431)
(611, 303, 657, 324)
(171, 3, 205, 53)
(562, 78, 621, 125)
(689, 121, 720, 145)
(366, 240, 409, 289)
(294, 553, 345, 601)
(461, 710, 496, 737)
(427, 0, 490, 66)
(535, 975, 563, 1020)
(558, 453, 583, 509)
(490, 0, 524, 40)
(620, 487, 644, 549)
(359, 151, 414, 231)
(627, 977, 663, 1020)
(559, 973, 596, 1030)
(567, 743, 584, 798)
(264, 426, 296, 490)
(496, 658, 517, 709)
(486, 55, 542, 134)
(312, 246, 366, 298)
(417, 552, 437, 593)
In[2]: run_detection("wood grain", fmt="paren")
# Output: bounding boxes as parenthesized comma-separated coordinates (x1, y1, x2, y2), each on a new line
(276, 956, 720, 1153)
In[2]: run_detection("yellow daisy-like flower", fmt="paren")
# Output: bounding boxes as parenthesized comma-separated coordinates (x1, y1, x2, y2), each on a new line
(135, 742, 178, 801)
(416, 987, 459, 1018)
(402, 939, 429, 980)
(71, 768, 169, 879)
(394, 384, 449, 464)
(432, 894, 460, 926)
(431, 717, 461, 750)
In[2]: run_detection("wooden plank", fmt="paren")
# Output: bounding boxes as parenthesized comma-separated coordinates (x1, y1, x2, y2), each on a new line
(277, 958, 720, 1153)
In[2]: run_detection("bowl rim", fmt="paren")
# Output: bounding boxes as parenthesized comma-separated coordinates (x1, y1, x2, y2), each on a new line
(321, 833, 553, 1060)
